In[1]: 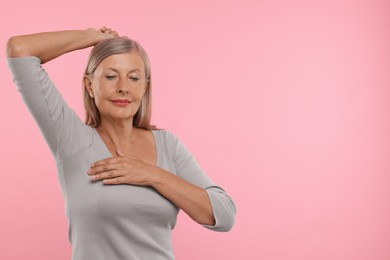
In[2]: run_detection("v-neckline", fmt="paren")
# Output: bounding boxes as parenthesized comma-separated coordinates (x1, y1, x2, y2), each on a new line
(92, 128, 160, 167)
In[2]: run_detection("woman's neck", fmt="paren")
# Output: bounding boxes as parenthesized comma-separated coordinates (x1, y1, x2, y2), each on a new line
(97, 117, 136, 153)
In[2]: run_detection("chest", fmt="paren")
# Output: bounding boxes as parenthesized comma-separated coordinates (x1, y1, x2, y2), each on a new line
(60, 143, 178, 229)
(98, 129, 157, 166)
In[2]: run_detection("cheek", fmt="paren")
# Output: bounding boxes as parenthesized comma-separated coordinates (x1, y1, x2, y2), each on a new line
(94, 83, 113, 96)
(133, 86, 147, 100)
(92, 89, 112, 108)
(93, 87, 114, 104)
(92, 97, 106, 113)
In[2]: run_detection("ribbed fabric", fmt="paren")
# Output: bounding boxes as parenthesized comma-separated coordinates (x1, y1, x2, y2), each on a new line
(7, 56, 236, 260)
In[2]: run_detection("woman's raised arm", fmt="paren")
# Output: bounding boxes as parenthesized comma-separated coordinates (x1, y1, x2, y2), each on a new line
(6, 27, 117, 63)
(6, 27, 118, 161)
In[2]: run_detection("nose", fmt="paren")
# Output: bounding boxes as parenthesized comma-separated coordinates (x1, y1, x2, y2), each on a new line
(118, 89, 129, 95)
(117, 77, 130, 95)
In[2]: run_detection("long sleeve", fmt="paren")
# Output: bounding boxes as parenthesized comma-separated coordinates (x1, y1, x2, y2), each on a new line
(167, 131, 236, 232)
(7, 56, 92, 162)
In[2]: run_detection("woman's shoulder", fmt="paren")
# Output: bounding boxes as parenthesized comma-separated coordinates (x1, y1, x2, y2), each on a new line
(151, 128, 179, 143)
(151, 129, 183, 156)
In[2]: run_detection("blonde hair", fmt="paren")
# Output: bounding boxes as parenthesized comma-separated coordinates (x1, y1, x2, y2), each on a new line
(82, 37, 156, 130)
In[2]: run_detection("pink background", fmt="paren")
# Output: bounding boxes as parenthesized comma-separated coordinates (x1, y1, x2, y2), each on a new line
(1, 0, 390, 259)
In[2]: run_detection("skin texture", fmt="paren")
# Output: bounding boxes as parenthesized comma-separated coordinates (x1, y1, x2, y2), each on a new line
(84, 52, 147, 123)
(6, 27, 215, 226)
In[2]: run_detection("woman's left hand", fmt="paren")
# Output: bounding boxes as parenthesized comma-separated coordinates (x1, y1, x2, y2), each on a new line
(87, 150, 153, 185)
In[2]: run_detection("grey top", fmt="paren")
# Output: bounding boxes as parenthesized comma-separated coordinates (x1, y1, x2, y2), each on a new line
(7, 56, 236, 260)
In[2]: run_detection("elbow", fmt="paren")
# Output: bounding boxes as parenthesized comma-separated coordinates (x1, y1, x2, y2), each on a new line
(205, 194, 237, 232)
(224, 214, 236, 232)
(207, 209, 236, 232)
(6, 36, 28, 58)
(216, 202, 236, 232)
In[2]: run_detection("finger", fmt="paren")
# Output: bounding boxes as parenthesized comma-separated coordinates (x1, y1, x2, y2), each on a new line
(99, 26, 107, 32)
(90, 170, 122, 181)
(88, 162, 119, 175)
(103, 177, 126, 185)
(91, 156, 121, 168)
(89, 156, 130, 175)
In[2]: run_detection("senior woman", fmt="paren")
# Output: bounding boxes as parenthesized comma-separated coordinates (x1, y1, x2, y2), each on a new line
(6, 27, 236, 259)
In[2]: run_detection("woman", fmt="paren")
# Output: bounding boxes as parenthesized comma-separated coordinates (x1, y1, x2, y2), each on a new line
(6, 27, 236, 259)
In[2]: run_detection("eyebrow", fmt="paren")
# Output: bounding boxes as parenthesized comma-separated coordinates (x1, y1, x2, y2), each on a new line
(106, 67, 142, 73)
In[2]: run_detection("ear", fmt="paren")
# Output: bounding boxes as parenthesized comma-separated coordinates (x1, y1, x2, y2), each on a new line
(84, 75, 94, 98)
(146, 78, 150, 89)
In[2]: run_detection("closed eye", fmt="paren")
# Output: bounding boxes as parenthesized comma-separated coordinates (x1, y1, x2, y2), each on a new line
(105, 75, 117, 80)
(130, 76, 140, 81)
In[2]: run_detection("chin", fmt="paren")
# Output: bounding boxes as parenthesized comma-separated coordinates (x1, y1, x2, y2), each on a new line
(101, 112, 135, 122)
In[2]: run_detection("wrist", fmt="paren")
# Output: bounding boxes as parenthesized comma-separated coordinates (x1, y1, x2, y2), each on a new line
(84, 28, 106, 46)
(84, 27, 117, 47)
(145, 165, 168, 187)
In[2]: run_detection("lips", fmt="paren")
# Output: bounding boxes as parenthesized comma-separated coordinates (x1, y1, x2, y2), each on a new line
(111, 99, 131, 106)
(111, 99, 130, 103)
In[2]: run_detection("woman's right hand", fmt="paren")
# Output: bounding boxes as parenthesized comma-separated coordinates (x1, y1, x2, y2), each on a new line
(86, 26, 120, 43)
(7, 27, 121, 63)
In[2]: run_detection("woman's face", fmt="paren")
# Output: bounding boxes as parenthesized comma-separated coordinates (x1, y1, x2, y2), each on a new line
(86, 52, 147, 122)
